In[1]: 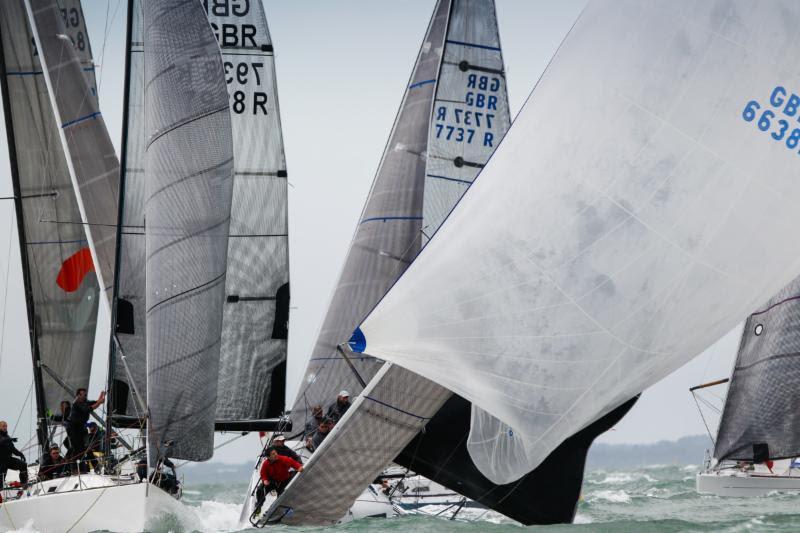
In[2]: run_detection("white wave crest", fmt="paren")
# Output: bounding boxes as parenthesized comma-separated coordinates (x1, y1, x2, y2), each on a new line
(8, 519, 40, 533)
(588, 490, 632, 504)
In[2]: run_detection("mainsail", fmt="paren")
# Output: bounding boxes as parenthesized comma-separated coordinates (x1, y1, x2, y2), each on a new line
(206, 1, 290, 422)
(24, 0, 119, 303)
(268, 1, 512, 525)
(357, 0, 800, 482)
(0, 0, 101, 445)
(714, 276, 800, 462)
(143, 0, 233, 461)
(289, 0, 450, 428)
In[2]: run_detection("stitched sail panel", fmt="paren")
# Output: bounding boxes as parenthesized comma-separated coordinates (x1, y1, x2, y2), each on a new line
(206, 1, 290, 421)
(0, 0, 100, 416)
(359, 0, 800, 481)
(144, 0, 233, 462)
(715, 277, 800, 461)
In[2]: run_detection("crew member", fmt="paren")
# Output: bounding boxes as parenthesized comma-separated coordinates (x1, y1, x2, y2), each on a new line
(271, 434, 302, 463)
(326, 390, 351, 422)
(39, 445, 68, 481)
(67, 388, 105, 461)
(253, 448, 303, 515)
(306, 418, 333, 452)
(0, 420, 28, 488)
(304, 405, 324, 435)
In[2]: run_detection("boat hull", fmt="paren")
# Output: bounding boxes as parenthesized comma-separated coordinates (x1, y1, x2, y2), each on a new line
(0, 474, 182, 533)
(697, 470, 800, 497)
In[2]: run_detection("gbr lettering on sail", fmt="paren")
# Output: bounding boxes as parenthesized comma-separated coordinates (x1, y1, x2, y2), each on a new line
(203, 0, 269, 116)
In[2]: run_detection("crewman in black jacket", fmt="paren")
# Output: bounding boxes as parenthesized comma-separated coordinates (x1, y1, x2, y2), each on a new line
(0, 420, 28, 488)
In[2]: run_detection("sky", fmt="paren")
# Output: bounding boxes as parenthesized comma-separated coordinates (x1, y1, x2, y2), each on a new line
(0, 0, 741, 464)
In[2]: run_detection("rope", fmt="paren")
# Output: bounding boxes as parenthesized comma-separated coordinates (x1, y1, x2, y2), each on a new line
(64, 486, 109, 533)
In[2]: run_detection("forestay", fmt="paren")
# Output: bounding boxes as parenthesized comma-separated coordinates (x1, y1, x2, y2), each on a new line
(267, 1, 512, 524)
(24, 0, 119, 303)
(358, 0, 800, 482)
(715, 276, 800, 462)
(0, 0, 99, 417)
(205, 1, 290, 422)
(289, 0, 450, 429)
(144, 0, 233, 461)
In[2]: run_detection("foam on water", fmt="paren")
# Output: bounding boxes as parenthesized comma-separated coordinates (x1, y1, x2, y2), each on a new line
(71, 465, 800, 532)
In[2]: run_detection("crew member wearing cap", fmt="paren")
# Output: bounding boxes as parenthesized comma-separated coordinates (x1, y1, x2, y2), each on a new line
(326, 390, 351, 422)
(269, 434, 302, 464)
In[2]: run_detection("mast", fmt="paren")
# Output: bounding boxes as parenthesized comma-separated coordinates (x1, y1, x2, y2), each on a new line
(105, 0, 135, 456)
(0, 21, 49, 454)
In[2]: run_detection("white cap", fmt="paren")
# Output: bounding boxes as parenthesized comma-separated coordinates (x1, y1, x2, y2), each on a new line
(339, 390, 350, 397)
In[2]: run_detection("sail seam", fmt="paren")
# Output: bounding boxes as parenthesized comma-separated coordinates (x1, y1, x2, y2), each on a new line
(145, 105, 229, 150)
(445, 39, 501, 51)
(146, 271, 226, 314)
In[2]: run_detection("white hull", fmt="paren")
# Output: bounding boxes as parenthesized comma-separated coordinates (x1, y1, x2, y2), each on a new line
(697, 462, 800, 497)
(0, 474, 182, 533)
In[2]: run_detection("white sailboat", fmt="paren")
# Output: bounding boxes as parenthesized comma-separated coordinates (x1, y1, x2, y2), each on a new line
(0, 0, 183, 530)
(0, 0, 250, 530)
(255, 0, 515, 526)
(696, 275, 800, 496)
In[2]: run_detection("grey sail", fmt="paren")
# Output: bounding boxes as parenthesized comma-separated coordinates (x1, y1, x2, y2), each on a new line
(25, 0, 119, 303)
(113, 0, 147, 418)
(422, 0, 511, 242)
(205, 2, 290, 421)
(267, 1, 512, 525)
(714, 277, 800, 462)
(144, 0, 234, 461)
(0, 0, 99, 424)
(290, 0, 450, 431)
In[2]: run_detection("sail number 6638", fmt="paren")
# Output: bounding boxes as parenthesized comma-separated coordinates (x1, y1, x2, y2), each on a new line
(743, 86, 800, 151)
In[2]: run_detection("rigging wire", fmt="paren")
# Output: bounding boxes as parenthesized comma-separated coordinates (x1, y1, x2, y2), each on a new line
(10, 379, 33, 437)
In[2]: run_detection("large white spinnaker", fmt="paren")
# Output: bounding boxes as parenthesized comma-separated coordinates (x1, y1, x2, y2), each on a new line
(144, 0, 234, 462)
(358, 0, 800, 482)
(264, 0, 512, 525)
(24, 0, 119, 304)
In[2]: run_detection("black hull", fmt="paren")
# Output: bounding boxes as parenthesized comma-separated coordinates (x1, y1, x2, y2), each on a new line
(395, 394, 639, 525)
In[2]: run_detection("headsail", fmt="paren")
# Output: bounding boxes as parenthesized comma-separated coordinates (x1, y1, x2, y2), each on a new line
(0, 0, 100, 436)
(206, 1, 291, 422)
(289, 0, 450, 428)
(24, 0, 119, 303)
(358, 0, 800, 481)
(714, 276, 800, 462)
(267, 1, 512, 525)
(144, 0, 234, 461)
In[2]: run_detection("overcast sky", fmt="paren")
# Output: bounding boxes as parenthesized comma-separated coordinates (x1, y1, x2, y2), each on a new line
(0, 0, 740, 464)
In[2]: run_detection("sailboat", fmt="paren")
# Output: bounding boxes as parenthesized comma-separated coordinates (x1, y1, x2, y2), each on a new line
(250, 0, 531, 526)
(0, 0, 272, 530)
(0, 0, 181, 530)
(262, 0, 640, 526)
(696, 275, 800, 496)
(344, 0, 800, 518)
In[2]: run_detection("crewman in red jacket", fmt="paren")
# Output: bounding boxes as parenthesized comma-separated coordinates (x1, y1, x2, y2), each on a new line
(253, 447, 304, 516)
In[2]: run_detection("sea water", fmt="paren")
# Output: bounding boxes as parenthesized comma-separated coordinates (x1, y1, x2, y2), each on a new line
(10, 464, 800, 532)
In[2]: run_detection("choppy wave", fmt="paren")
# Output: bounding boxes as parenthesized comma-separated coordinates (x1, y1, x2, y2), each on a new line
(25, 464, 800, 532)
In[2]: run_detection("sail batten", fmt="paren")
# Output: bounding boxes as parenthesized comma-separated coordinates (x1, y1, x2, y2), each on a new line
(143, 0, 234, 462)
(358, 0, 800, 480)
